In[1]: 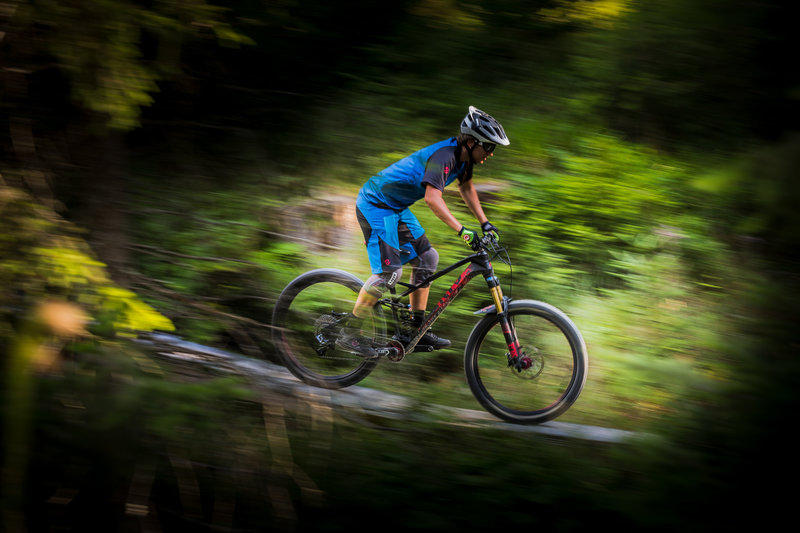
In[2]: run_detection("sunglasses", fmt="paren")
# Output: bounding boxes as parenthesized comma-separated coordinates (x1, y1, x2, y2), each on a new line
(477, 141, 496, 153)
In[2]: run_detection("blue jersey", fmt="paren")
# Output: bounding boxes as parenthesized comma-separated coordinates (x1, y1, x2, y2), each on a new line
(358, 137, 472, 211)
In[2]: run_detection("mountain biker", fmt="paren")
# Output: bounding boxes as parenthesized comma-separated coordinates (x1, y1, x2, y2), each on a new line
(339, 106, 510, 357)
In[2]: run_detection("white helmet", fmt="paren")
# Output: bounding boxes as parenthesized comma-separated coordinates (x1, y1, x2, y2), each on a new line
(460, 105, 510, 146)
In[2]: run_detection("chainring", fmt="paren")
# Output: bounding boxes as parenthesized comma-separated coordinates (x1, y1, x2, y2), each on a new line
(384, 339, 406, 362)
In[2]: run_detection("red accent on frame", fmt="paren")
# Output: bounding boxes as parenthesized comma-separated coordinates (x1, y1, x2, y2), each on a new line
(421, 264, 480, 333)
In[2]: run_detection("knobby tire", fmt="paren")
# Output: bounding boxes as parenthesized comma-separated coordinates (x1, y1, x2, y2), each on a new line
(464, 300, 588, 424)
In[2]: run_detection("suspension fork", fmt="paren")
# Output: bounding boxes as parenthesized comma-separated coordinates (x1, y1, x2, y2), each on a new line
(484, 272, 522, 363)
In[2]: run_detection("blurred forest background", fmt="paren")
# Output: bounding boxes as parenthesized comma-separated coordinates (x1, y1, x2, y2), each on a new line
(1, 0, 798, 531)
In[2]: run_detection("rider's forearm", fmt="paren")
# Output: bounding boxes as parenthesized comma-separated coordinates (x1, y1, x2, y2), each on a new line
(424, 187, 463, 232)
(458, 181, 488, 224)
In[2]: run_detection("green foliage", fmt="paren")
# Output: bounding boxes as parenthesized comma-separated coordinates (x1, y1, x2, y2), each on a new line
(12, 0, 253, 130)
(691, 134, 800, 256)
(495, 133, 688, 292)
(570, 248, 737, 428)
(2, 0, 797, 528)
(562, 0, 793, 147)
(0, 184, 173, 348)
(538, 0, 632, 28)
(126, 182, 306, 344)
(4, 0, 759, 433)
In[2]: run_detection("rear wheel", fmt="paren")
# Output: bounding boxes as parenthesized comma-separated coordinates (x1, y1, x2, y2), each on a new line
(271, 269, 385, 389)
(464, 300, 588, 424)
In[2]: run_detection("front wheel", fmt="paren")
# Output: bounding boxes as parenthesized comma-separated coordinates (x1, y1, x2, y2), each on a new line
(464, 300, 588, 424)
(271, 269, 383, 389)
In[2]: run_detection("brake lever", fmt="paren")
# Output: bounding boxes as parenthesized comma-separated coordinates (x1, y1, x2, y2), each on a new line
(481, 232, 499, 249)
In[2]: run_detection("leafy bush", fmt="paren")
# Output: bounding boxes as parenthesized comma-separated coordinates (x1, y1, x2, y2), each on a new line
(0, 184, 173, 349)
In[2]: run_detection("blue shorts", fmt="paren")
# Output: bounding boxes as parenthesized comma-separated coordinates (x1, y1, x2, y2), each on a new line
(355, 198, 432, 275)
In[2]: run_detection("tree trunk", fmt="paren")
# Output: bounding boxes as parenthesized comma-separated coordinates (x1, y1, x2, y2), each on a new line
(81, 126, 132, 281)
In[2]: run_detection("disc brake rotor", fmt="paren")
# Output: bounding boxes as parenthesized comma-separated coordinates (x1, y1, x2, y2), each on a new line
(509, 347, 544, 379)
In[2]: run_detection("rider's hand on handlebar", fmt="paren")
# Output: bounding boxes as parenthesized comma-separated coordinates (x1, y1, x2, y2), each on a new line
(481, 221, 500, 241)
(458, 226, 479, 250)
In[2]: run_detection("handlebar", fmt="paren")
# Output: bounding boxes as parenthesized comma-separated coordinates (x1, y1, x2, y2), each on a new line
(471, 231, 502, 253)
(475, 231, 512, 284)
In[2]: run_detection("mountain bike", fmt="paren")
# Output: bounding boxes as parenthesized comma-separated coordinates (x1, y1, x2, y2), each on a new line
(271, 233, 588, 424)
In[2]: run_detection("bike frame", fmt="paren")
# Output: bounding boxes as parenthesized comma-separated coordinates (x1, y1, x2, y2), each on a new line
(384, 247, 521, 359)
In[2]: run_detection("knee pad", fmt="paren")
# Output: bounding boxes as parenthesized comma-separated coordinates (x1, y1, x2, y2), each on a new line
(364, 268, 402, 297)
(411, 247, 438, 287)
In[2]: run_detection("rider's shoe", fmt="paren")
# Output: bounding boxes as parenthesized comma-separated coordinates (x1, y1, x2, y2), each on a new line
(335, 314, 379, 358)
(336, 330, 379, 358)
(393, 328, 451, 351)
